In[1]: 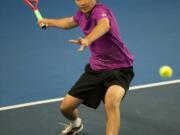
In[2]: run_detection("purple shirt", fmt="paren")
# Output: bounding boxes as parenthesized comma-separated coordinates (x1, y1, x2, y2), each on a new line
(73, 3, 134, 71)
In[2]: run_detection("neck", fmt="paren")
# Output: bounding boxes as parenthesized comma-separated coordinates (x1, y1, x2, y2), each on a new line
(85, 2, 96, 18)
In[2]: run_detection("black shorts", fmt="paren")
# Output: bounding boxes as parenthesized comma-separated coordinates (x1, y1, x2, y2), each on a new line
(68, 64, 134, 109)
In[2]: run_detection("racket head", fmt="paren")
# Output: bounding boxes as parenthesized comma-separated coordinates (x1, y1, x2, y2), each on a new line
(24, 0, 39, 10)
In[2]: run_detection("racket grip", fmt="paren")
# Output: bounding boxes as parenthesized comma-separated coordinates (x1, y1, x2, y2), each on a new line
(34, 10, 46, 29)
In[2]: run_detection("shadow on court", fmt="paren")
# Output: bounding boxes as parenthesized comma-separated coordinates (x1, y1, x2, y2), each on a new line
(0, 83, 180, 135)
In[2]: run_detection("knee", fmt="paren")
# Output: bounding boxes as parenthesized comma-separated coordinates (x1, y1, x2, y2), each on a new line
(105, 96, 120, 111)
(105, 93, 124, 111)
(60, 101, 71, 114)
(105, 85, 125, 110)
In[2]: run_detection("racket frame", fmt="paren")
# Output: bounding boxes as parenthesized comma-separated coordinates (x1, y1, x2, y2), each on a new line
(24, 0, 46, 28)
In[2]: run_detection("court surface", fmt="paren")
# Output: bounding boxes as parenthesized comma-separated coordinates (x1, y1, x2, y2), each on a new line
(0, 81, 180, 135)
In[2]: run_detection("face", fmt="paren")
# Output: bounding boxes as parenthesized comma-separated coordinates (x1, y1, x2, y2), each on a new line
(75, 0, 96, 13)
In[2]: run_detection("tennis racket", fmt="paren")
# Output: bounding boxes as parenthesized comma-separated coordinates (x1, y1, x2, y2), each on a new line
(24, 0, 46, 29)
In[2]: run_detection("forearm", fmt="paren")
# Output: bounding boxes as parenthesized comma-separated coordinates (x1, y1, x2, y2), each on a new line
(47, 17, 78, 29)
(68, 18, 110, 52)
(85, 18, 110, 45)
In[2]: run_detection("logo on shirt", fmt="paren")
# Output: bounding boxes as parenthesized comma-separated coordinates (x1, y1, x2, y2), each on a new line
(101, 13, 107, 17)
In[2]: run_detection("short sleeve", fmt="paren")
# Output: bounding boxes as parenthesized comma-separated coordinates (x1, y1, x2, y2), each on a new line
(93, 8, 109, 22)
(73, 10, 81, 24)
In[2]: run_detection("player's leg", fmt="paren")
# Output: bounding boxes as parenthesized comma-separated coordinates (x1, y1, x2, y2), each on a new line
(59, 94, 83, 135)
(60, 94, 82, 120)
(104, 85, 125, 135)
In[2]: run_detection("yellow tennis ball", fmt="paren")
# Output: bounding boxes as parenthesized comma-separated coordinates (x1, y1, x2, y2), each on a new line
(159, 66, 173, 78)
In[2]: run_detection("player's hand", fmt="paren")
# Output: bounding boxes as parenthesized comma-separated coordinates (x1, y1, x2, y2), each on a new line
(37, 18, 49, 28)
(77, 45, 86, 52)
(69, 38, 90, 52)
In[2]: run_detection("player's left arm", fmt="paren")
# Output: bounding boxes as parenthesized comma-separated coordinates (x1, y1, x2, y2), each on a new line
(69, 18, 110, 47)
(85, 18, 110, 46)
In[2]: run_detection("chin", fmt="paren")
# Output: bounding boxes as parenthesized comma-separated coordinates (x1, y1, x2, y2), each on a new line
(81, 9, 90, 13)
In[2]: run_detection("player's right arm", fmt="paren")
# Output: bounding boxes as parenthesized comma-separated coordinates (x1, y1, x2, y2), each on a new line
(38, 17, 78, 29)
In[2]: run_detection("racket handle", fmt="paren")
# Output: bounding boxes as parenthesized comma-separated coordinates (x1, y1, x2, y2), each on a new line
(34, 9, 46, 29)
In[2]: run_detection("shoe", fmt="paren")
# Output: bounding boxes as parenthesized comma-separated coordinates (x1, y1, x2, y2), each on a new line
(59, 122, 83, 135)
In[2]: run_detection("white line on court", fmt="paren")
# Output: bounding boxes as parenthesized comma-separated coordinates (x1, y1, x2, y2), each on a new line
(0, 98, 64, 111)
(0, 79, 180, 111)
(129, 79, 180, 90)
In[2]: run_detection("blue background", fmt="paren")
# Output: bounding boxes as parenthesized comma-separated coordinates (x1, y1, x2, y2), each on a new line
(0, 0, 180, 106)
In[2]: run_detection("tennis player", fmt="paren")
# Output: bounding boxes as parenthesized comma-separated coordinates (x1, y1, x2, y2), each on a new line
(38, 0, 134, 135)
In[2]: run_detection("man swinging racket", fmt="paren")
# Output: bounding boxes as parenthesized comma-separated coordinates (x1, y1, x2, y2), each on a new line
(38, 0, 134, 135)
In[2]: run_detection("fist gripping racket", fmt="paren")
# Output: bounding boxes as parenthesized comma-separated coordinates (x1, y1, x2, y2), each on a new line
(24, 0, 46, 28)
